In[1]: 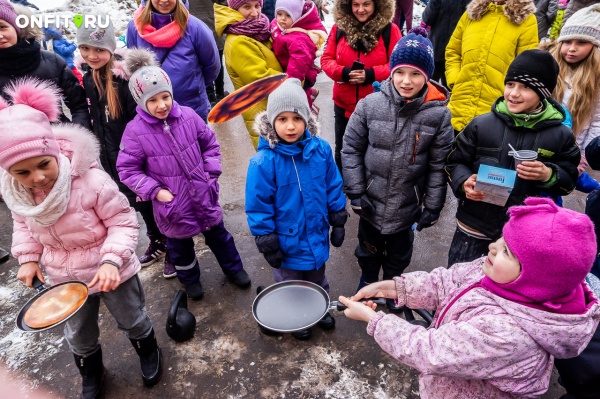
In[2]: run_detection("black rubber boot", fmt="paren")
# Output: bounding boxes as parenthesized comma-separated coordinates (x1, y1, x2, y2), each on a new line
(74, 347, 106, 399)
(130, 329, 163, 387)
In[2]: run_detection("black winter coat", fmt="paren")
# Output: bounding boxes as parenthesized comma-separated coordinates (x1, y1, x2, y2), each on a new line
(445, 98, 580, 239)
(82, 64, 138, 202)
(422, 0, 471, 65)
(0, 48, 90, 129)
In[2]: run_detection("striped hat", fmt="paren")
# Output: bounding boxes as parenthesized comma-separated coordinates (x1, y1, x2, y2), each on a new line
(504, 49, 559, 100)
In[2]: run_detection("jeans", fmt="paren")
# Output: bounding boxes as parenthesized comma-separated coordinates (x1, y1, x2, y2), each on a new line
(447, 227, 492, 267)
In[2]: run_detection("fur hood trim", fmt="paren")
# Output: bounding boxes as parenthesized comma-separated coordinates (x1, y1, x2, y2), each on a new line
(253, 111, 320, 148)
(52, 123, 101, 177)
(467, 0, 535, 25)
(75, 48, 130, 80)
(12, 4, 43, 42)
(333, 0, 395, 52)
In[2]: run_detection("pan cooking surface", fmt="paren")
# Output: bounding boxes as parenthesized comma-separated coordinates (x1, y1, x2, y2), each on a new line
(255, 285, 328, 331)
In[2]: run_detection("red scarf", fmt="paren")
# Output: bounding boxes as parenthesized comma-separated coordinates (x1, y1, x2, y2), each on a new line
(133, 6, 182, 48)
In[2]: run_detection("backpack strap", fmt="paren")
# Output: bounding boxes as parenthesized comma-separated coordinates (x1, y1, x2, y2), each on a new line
(335, 23, 393, 57)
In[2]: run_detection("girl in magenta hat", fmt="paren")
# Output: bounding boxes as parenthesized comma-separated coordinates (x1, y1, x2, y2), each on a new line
(340, 197, 600, 398)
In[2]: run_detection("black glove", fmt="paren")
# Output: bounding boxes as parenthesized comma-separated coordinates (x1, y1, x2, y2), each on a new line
(330, 226, 345, 247)
(255, 233, 284, 269)
(350, 195, 374, 216)
(328, 209, 349, 247)
(416, 209, 440, 232)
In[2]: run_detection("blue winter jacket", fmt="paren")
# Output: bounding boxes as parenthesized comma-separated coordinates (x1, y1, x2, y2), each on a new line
(246, 128, 346, 271)
(43, 28, 76, 68)
(127, 0, 220, 120)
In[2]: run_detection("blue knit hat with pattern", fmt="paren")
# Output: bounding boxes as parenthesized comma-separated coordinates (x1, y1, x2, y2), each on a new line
(389, 27, 434, 80)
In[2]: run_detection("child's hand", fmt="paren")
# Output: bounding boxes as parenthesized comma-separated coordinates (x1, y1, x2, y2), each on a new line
(339, 295, 377, 323)
(88, 263, 121, 292)
(517, 161, 552, 182)
(463, 174, 485, 201)
(16, 262, 45, 287)
(353, 280, 397, 301)
(156, 189, 174, 202)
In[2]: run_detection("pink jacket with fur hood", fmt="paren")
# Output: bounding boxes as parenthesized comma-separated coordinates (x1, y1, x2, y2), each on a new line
(368, 258, 600, 398)
(8, 124, 141, 295)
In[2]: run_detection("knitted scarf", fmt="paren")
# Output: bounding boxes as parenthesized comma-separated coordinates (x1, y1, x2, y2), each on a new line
(225, 14, 271, 42)
(133, 6, 183, 48)
(1, 154, 72, 226)
(0, 39, 41, 75)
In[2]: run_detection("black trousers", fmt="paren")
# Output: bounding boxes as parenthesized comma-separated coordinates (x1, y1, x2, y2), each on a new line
(131, 200, 161, 239)
(334, 104, 350, 173)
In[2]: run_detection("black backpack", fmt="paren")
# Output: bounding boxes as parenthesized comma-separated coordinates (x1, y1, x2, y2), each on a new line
(335, 23, 393, 57)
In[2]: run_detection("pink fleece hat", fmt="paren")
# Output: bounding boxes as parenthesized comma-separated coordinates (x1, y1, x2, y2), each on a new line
(0, 0, 19, 34)
(481, 197, 597, 314)
(228, 0, 263, 11)
(275, 0, 304, 24)
(0, 79, 62, 170)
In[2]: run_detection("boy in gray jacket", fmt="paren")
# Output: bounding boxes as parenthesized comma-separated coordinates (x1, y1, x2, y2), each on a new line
(342, 28, 453, 311)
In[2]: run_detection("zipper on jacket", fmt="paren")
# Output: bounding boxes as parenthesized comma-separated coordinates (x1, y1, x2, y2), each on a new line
(163, 120, 170, 131)
(291, 156, 302, 192)
(411, 134, 419, 164)
(105, 105, 109, 123)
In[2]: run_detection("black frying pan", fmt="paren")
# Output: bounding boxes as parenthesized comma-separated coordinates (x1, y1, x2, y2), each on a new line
(252, 280, 386, 333)
(16, 276, 89, 332)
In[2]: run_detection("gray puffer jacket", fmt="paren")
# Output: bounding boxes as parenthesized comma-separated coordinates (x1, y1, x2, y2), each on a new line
(342, 79, 454, 234)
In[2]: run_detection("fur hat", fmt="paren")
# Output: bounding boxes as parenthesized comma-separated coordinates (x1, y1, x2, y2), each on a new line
(504, 49, 559, 100)
(125, 49, 173, 115)
(275, 0, 304, 24)
(228, 0, 263, 11)
(558, 4, 600, 48)
(76, 13, 116, 54)
(0, 0, 19, 34)
(389, 27, 435, 80)
(0, 79, 62, 170)
(266, 78, 310, 128)
(481, 197, 596, 314)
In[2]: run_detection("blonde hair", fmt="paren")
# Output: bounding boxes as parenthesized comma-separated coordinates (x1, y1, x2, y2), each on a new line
(550, 43, 600, 136)
(92, 56, 122, 120)
(138, 0, 189, 37)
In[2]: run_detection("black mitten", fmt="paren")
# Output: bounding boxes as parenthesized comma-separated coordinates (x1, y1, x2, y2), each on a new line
(416, 209, 440, 232)
(330, 226, 345, 247)
(350, 195, 374, 216)
(263, 250, 284, 269)
(255, 233, 284, 268)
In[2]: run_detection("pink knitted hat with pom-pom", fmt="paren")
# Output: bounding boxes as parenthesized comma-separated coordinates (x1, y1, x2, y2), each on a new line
(0, 79, 62, 170)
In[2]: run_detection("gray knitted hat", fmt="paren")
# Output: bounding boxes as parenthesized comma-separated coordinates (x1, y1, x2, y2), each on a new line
(126, 49, 173, 115)
(76, 14, 116, 54)
(558, 4, 600, 48)
(266, 78, 310, 127)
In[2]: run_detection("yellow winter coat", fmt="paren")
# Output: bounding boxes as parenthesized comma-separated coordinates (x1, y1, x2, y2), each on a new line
(445, 0, 538, 131)
(214, 4, 283, 149)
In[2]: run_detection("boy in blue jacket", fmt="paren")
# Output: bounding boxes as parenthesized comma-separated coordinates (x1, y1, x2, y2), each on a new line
(246, 78, 348, 341)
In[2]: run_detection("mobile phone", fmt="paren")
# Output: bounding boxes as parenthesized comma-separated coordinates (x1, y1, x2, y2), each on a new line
(351, 61, 364, 70)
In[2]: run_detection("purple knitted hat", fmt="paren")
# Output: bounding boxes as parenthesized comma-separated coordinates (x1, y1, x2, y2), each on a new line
(228, 0, 263, 11)
(275, 0, 304, 24)
(481, 197, 597, 314)
(0, 0, 20, 34)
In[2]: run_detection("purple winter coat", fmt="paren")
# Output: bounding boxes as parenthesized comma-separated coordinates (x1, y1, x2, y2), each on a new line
(126, 1, 220, 120)
(117, 101, 223, 239)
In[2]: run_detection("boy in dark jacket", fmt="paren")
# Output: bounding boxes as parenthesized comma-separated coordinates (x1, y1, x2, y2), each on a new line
(342, 29, 454, 311)
(445, 49, 580, 267)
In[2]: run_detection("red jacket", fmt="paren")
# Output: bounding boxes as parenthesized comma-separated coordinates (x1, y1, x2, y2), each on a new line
(321, 24, 401, 118)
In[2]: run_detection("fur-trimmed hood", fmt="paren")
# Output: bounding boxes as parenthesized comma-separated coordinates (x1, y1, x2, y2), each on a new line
(75, 48, 130, 80)
(253, 111, 320, 148)
(53, 123, 101, 177)
(333, 0, 395, 52)
(467, 0, 536, 25)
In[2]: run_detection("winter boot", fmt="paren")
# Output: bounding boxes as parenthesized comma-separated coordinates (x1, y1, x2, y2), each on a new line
(130, 329, 163, 387)
(73, 347, 106, 399)
(139, 236, 166, 267)
(162, 251, 177, 279)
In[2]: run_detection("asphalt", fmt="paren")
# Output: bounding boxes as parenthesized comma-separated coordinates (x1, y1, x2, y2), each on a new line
(0, 77, 579, 398)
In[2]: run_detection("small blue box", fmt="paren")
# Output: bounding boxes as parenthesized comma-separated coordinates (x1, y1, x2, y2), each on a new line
(473, 164, 517, 206)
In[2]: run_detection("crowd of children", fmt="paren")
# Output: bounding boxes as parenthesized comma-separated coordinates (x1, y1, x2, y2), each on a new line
(1, 0, 600, 397)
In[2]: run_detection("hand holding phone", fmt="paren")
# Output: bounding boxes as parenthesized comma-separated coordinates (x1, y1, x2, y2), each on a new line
(351, 61, 364, 70)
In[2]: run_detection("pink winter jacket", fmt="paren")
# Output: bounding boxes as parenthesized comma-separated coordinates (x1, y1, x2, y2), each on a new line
(367, 258, 600, 399)
(10, 125, 141, 295)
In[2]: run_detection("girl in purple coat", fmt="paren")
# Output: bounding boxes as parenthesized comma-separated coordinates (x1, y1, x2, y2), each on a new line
(117, 49, 251, 300)
(271, 0, 327, 106)
(340, 197, 600, 398)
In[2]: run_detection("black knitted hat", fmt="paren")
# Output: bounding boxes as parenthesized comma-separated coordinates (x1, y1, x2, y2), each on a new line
(504, 49, 559, 100)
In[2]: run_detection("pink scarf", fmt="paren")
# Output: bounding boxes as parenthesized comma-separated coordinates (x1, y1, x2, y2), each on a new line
(225, 14, 271, 42)
(133, 6, 182, 48)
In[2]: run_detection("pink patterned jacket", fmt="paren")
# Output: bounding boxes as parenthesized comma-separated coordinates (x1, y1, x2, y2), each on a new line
(367, 258, 600, 398)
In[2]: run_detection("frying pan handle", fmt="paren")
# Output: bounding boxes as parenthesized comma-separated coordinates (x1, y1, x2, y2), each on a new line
(331, 298, 387, 311)
(32, 276, 45, 293)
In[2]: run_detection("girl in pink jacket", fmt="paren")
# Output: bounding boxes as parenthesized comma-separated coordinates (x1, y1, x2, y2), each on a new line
(340, 197, 600, 398)
(0, 79, 162, 398)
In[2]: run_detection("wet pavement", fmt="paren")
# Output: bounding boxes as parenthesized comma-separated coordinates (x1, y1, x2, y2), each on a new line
(0, 77, 578, 398)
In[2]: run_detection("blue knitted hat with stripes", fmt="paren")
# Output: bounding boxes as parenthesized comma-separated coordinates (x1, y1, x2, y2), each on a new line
(389, 27, 434, 80)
